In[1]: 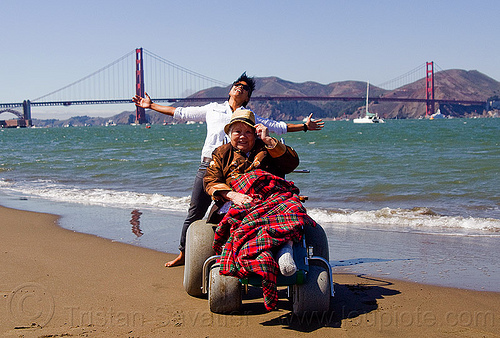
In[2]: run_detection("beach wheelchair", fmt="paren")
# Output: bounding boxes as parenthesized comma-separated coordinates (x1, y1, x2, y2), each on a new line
(183, 218, 334, 315)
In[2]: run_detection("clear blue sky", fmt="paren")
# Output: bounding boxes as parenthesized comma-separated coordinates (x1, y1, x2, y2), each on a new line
(2, 0, 499, 119)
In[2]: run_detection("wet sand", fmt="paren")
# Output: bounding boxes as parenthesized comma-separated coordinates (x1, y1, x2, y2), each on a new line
(1, 205, 499, 337)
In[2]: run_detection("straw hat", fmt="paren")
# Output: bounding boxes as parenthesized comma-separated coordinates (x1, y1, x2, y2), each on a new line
(224, 110, 256, 134)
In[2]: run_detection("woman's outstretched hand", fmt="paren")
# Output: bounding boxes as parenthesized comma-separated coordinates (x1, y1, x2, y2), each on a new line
(132, 93, 152, 109)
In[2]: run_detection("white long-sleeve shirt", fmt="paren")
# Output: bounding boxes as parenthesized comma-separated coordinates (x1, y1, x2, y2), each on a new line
(174, 101, 287, 161)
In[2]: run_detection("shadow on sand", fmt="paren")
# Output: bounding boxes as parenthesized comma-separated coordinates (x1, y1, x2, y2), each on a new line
(250, 274, 401, 332)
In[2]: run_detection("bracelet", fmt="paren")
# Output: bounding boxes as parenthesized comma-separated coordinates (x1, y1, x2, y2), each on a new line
(303, 123, 308, 132)
(265, 137, 278, 149)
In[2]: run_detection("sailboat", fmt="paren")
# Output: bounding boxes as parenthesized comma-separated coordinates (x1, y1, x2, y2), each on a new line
(353, 81, 385, 124)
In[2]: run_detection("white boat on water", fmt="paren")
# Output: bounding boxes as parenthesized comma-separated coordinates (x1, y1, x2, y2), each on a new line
(353, 81, 385, 124)
(429, 109, 446, 120)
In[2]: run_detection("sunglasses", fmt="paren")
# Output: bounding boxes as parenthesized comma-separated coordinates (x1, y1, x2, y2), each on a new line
(233, 82, 251, 92)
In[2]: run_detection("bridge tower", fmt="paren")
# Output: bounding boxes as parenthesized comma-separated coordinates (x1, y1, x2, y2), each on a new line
(23, 100, 31, 120)
(426, 61, 435, 117)
(23, 100, 32, 127)
(135, 48, 147, 124)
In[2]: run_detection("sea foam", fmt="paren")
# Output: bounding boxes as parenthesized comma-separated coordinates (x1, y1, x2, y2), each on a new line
(0, 179, 190, 212)
(308, 207, 500, 236)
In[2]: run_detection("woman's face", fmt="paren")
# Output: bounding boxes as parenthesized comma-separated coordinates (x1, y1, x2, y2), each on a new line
(230, 122, 256, 153)
(229, 81, 250, 103)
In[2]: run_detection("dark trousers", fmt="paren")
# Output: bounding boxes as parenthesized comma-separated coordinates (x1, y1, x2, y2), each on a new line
(178, 161, 212, 252)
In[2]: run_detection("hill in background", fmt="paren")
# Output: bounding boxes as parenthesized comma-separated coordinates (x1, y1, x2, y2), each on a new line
(185, 69, 499, 120)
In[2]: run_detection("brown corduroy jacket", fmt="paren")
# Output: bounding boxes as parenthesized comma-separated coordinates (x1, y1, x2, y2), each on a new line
(204, 138, 299, 201)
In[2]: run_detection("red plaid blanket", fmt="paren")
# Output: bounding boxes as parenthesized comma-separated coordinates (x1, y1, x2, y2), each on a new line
(213, 169, 317, 311)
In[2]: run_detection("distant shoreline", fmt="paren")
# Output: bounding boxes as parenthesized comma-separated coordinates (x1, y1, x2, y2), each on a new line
(15, 113, 498, 128)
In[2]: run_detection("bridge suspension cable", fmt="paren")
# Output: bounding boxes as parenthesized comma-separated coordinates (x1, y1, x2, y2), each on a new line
(31, 48, 229, 104)
(33, 50, 137, 102)
(143, 49, 228, 98)
(376, 63, 427, 90)
(433, 62, 468, 93)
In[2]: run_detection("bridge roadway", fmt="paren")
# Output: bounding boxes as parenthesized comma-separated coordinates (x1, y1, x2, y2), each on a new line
(0, 96, 486, 109)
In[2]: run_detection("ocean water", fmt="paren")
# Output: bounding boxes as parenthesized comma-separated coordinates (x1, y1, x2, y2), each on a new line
(1, 118, 499, 291)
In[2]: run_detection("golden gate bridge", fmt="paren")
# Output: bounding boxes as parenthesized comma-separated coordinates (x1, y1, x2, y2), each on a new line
(0, 48, 486, 127)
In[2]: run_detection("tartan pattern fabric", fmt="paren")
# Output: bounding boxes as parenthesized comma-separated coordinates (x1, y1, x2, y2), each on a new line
(213, 169, 317, 311)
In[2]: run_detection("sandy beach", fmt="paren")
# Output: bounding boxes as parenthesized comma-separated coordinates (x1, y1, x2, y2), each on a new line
(1, 205, 499, 337)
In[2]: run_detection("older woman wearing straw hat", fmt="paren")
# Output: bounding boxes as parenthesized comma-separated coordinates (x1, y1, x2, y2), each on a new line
(204, 109, 299, 206)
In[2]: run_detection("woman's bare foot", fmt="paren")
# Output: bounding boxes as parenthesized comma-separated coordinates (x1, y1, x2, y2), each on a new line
(165, 251, 185, 267)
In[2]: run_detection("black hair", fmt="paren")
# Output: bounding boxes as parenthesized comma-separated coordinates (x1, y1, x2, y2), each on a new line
(230, 72, 256, 107)
(235, 72, 256, 97)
